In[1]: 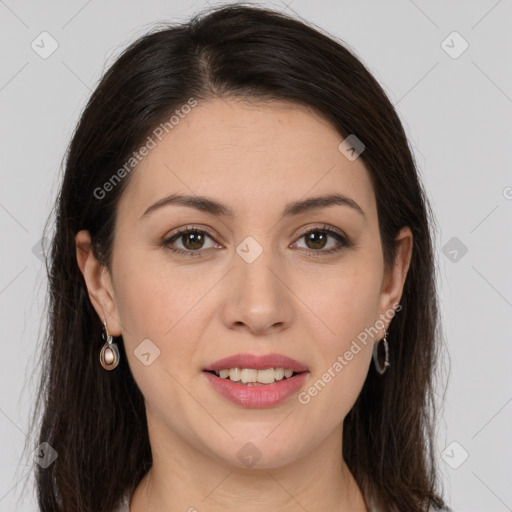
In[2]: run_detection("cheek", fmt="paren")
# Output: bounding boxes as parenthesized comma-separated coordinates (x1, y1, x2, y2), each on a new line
(314, 256, 382, 347)
(301, 254, 382, 403)
(112, 254, 203, 405)
(112, 245, 197, 335)
(112, 248, 215, 377)
(299, 275, 379, 426)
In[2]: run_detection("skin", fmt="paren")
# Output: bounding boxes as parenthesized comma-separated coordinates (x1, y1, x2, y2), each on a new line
(76, 97, 412, 512)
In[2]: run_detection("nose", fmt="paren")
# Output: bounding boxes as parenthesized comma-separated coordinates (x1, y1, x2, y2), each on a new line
(220, 238, 294, 336)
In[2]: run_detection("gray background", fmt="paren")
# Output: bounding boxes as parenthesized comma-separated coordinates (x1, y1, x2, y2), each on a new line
(1, 0, 511, 510)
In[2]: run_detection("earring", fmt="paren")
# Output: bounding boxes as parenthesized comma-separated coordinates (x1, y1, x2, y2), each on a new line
(372, 327, 390, 375)
(99, 320, 120, 370)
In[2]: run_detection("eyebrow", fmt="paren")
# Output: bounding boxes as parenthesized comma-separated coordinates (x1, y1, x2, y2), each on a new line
(139, 193, 366, 221)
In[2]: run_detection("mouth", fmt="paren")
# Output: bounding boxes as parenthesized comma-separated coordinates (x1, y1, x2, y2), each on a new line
(202, 353, 309, 408)
(203, 352, 309, 381)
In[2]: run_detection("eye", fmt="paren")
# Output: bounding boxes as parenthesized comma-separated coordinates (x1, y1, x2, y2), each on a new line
(162, 226, 219, 257)
(291, 224, 352, 256)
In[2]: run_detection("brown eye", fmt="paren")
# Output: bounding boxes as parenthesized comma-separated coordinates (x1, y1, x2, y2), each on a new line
(162, 227, 218, 256)
(292, 226, 351, 256)
(303, 231, 329, 250)
(177, 231, 206, 250)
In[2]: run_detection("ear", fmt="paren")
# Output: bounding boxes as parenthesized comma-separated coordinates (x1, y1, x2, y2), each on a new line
(75, 230, 123, 336)
(376, 226, 413, 333)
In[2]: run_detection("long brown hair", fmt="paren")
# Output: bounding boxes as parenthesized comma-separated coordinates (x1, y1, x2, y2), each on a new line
(25, 3, 449, 511)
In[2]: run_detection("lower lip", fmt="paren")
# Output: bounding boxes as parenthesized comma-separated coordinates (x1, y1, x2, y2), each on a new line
(203, 371, 309, 408)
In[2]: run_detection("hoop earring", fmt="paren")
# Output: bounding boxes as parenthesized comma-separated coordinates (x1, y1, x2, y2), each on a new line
(99, 320, 120, 370)
(372, 327, 390, 375)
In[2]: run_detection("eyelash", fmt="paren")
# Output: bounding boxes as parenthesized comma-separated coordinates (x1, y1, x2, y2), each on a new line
(161, 224, 352, 258)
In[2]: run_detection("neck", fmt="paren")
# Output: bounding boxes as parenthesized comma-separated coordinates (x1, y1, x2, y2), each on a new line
(129, 418, 368, 512)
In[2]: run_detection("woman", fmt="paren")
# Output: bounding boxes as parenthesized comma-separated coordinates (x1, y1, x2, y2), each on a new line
(29, 3, 452, 511)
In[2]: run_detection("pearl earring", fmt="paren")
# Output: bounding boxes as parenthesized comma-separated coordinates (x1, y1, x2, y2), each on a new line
(99, 320, 120, 370)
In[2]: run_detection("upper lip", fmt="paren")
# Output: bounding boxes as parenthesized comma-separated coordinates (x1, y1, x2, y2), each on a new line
(203, 353, 309, 372)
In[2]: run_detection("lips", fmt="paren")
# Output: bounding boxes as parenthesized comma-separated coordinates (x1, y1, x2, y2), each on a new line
(203, 369, 309, 408)
(203, 353, 309, 373)
(202, 353, 310, 408)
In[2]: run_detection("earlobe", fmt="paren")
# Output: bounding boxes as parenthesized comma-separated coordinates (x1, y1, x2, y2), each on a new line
(75, 230, 123, 336)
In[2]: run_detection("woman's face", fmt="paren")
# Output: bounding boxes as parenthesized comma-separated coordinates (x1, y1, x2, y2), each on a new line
(78, 97, 411, 470)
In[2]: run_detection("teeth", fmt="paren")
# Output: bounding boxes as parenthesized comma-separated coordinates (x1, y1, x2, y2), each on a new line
(240, 368, 258, 383)
(274, 368, 285, 381)
(214, 368, 297, 384)
(229, 368, 241, 381)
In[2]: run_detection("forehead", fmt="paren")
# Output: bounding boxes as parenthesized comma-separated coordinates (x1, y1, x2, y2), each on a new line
(117, 98, 376, 223)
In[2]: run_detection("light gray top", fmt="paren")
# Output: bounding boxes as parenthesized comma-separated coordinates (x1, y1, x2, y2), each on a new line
(114, 489, 131, 512)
